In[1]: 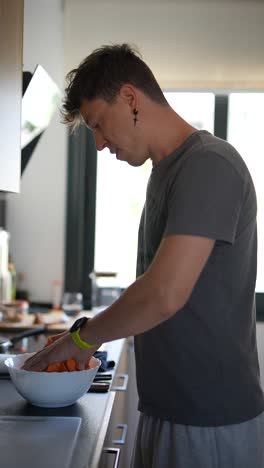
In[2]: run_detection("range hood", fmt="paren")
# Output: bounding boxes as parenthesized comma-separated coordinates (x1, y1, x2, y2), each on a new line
(21, 65, 61, 175)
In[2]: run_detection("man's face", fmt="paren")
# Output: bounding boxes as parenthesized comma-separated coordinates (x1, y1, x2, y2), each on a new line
(79, 91, 148, 167)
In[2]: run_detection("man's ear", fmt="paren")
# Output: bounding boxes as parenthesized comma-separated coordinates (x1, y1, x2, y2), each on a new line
(119, 84, 137, 109)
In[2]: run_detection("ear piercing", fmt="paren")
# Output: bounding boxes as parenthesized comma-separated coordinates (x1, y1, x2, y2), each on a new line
(133, 109, 138, 127)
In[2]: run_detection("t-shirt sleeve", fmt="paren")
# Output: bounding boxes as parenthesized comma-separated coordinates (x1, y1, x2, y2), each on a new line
(164, 151, 244, 244)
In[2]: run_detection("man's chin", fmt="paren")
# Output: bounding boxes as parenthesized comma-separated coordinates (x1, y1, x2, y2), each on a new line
(116, 150, 125, 161)
(126, 158, 143, 167)
(116, 150, 144, 167)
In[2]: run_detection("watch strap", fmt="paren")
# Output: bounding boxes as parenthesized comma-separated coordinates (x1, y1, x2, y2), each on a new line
(69, 316, 88, 333)
(70, 327, 97, 350)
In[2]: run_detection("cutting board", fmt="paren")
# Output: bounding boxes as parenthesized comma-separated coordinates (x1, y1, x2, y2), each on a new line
(0, 310, 94, 333)
(0, 416, 81, 468)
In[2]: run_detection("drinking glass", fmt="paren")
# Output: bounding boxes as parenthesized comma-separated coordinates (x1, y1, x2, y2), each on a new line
(61, 292, 83, 317)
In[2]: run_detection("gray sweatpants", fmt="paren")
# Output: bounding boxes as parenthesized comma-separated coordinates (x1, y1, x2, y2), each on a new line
(130, 411, 264, 468)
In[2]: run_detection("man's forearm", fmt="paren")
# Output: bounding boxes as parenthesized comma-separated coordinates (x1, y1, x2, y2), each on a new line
(80, 273, 176, 345)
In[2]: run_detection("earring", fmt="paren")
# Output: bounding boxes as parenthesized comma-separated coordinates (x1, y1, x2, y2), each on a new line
(133, 109, 138, 127)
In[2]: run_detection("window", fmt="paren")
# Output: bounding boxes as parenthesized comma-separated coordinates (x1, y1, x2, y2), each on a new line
(227, 93, 264, 292)
(94, 150, 151, 286)
(164, 92, 215, 132)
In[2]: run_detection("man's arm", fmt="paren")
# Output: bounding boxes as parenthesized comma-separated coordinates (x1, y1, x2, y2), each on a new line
(81, 234, 215, 344)
(23, 234, 215, 371)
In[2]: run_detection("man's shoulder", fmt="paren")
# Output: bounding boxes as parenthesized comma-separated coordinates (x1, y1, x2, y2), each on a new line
(178, 132, 250, 183)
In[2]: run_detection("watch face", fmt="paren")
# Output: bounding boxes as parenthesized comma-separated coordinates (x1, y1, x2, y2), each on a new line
(70, 316, 88, 333)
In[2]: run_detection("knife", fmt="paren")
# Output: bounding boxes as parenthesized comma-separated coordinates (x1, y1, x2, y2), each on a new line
(88, 382, 110, 392)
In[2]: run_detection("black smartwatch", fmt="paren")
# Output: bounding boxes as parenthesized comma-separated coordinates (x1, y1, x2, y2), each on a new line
(69, 316, 96, 350)
(69, 316, 88, 333)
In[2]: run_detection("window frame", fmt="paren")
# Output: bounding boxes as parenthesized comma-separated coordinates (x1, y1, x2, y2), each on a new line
(64, 125, 97, 309)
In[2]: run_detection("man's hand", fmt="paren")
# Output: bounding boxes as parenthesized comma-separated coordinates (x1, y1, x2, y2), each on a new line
(22, 331, 100, 371)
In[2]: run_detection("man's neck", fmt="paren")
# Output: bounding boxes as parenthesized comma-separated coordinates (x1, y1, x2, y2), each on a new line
(148, 110, 197, 166)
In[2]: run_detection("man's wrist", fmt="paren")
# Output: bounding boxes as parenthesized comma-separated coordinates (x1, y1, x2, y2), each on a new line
(71, 328, 97, 350)
(69, 316, 98, 350)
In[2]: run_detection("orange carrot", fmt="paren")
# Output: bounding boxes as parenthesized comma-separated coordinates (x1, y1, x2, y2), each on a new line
(46, 362, 66, 372)
(65, 359, 77, 372)
(44, 336, 91, 372)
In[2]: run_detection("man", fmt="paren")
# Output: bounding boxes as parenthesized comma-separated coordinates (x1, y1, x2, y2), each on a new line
(23, 44, 264, 467)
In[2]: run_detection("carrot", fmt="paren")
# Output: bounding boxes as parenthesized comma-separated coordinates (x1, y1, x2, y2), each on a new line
(45, 360, 90, 372)
(46, 362, 69, 372)
(44, 335, 91, 372)
(65, 359, 77, 372)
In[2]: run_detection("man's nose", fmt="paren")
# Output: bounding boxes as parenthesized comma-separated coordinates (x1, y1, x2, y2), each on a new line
(94, 130, 107, 151)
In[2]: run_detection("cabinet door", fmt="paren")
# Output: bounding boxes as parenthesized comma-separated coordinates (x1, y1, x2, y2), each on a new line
(99, 338, 140, 468)
(0, 0, 23, 192)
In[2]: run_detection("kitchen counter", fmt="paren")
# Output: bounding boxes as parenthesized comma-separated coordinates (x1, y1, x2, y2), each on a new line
(0, 338, 125, 468)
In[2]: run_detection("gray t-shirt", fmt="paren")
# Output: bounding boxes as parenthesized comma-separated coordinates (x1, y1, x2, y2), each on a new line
(135, 130, 264, 426)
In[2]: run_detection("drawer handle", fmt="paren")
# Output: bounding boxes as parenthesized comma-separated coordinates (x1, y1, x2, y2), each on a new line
(112, 373, 129, 391)
(103, 447, 120, 468)
(113, 423, 128, 445)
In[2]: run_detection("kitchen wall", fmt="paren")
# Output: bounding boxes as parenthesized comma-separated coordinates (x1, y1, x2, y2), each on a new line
(6, 0, 264, 303)
(6, 0, 67, 302)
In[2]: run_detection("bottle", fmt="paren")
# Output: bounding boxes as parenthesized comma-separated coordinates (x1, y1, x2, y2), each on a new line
(8, 260, 16, 301)
(3, 270, 12, 302)
(52, 280, 62, 310)
(0, 229, 9, 302)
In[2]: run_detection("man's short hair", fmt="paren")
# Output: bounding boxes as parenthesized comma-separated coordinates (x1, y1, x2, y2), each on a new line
(61, 43, 167, 128)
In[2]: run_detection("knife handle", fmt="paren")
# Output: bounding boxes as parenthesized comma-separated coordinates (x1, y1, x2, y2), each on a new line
(11, 326, 48, 344)
(88, 382, 110, 392)
(94, 373, 112, 381)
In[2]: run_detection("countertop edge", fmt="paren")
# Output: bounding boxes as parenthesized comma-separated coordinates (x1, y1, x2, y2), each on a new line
(89, 391, 116, 468)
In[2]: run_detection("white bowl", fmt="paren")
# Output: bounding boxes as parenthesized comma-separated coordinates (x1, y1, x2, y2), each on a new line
(5, 352, 101, 408)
